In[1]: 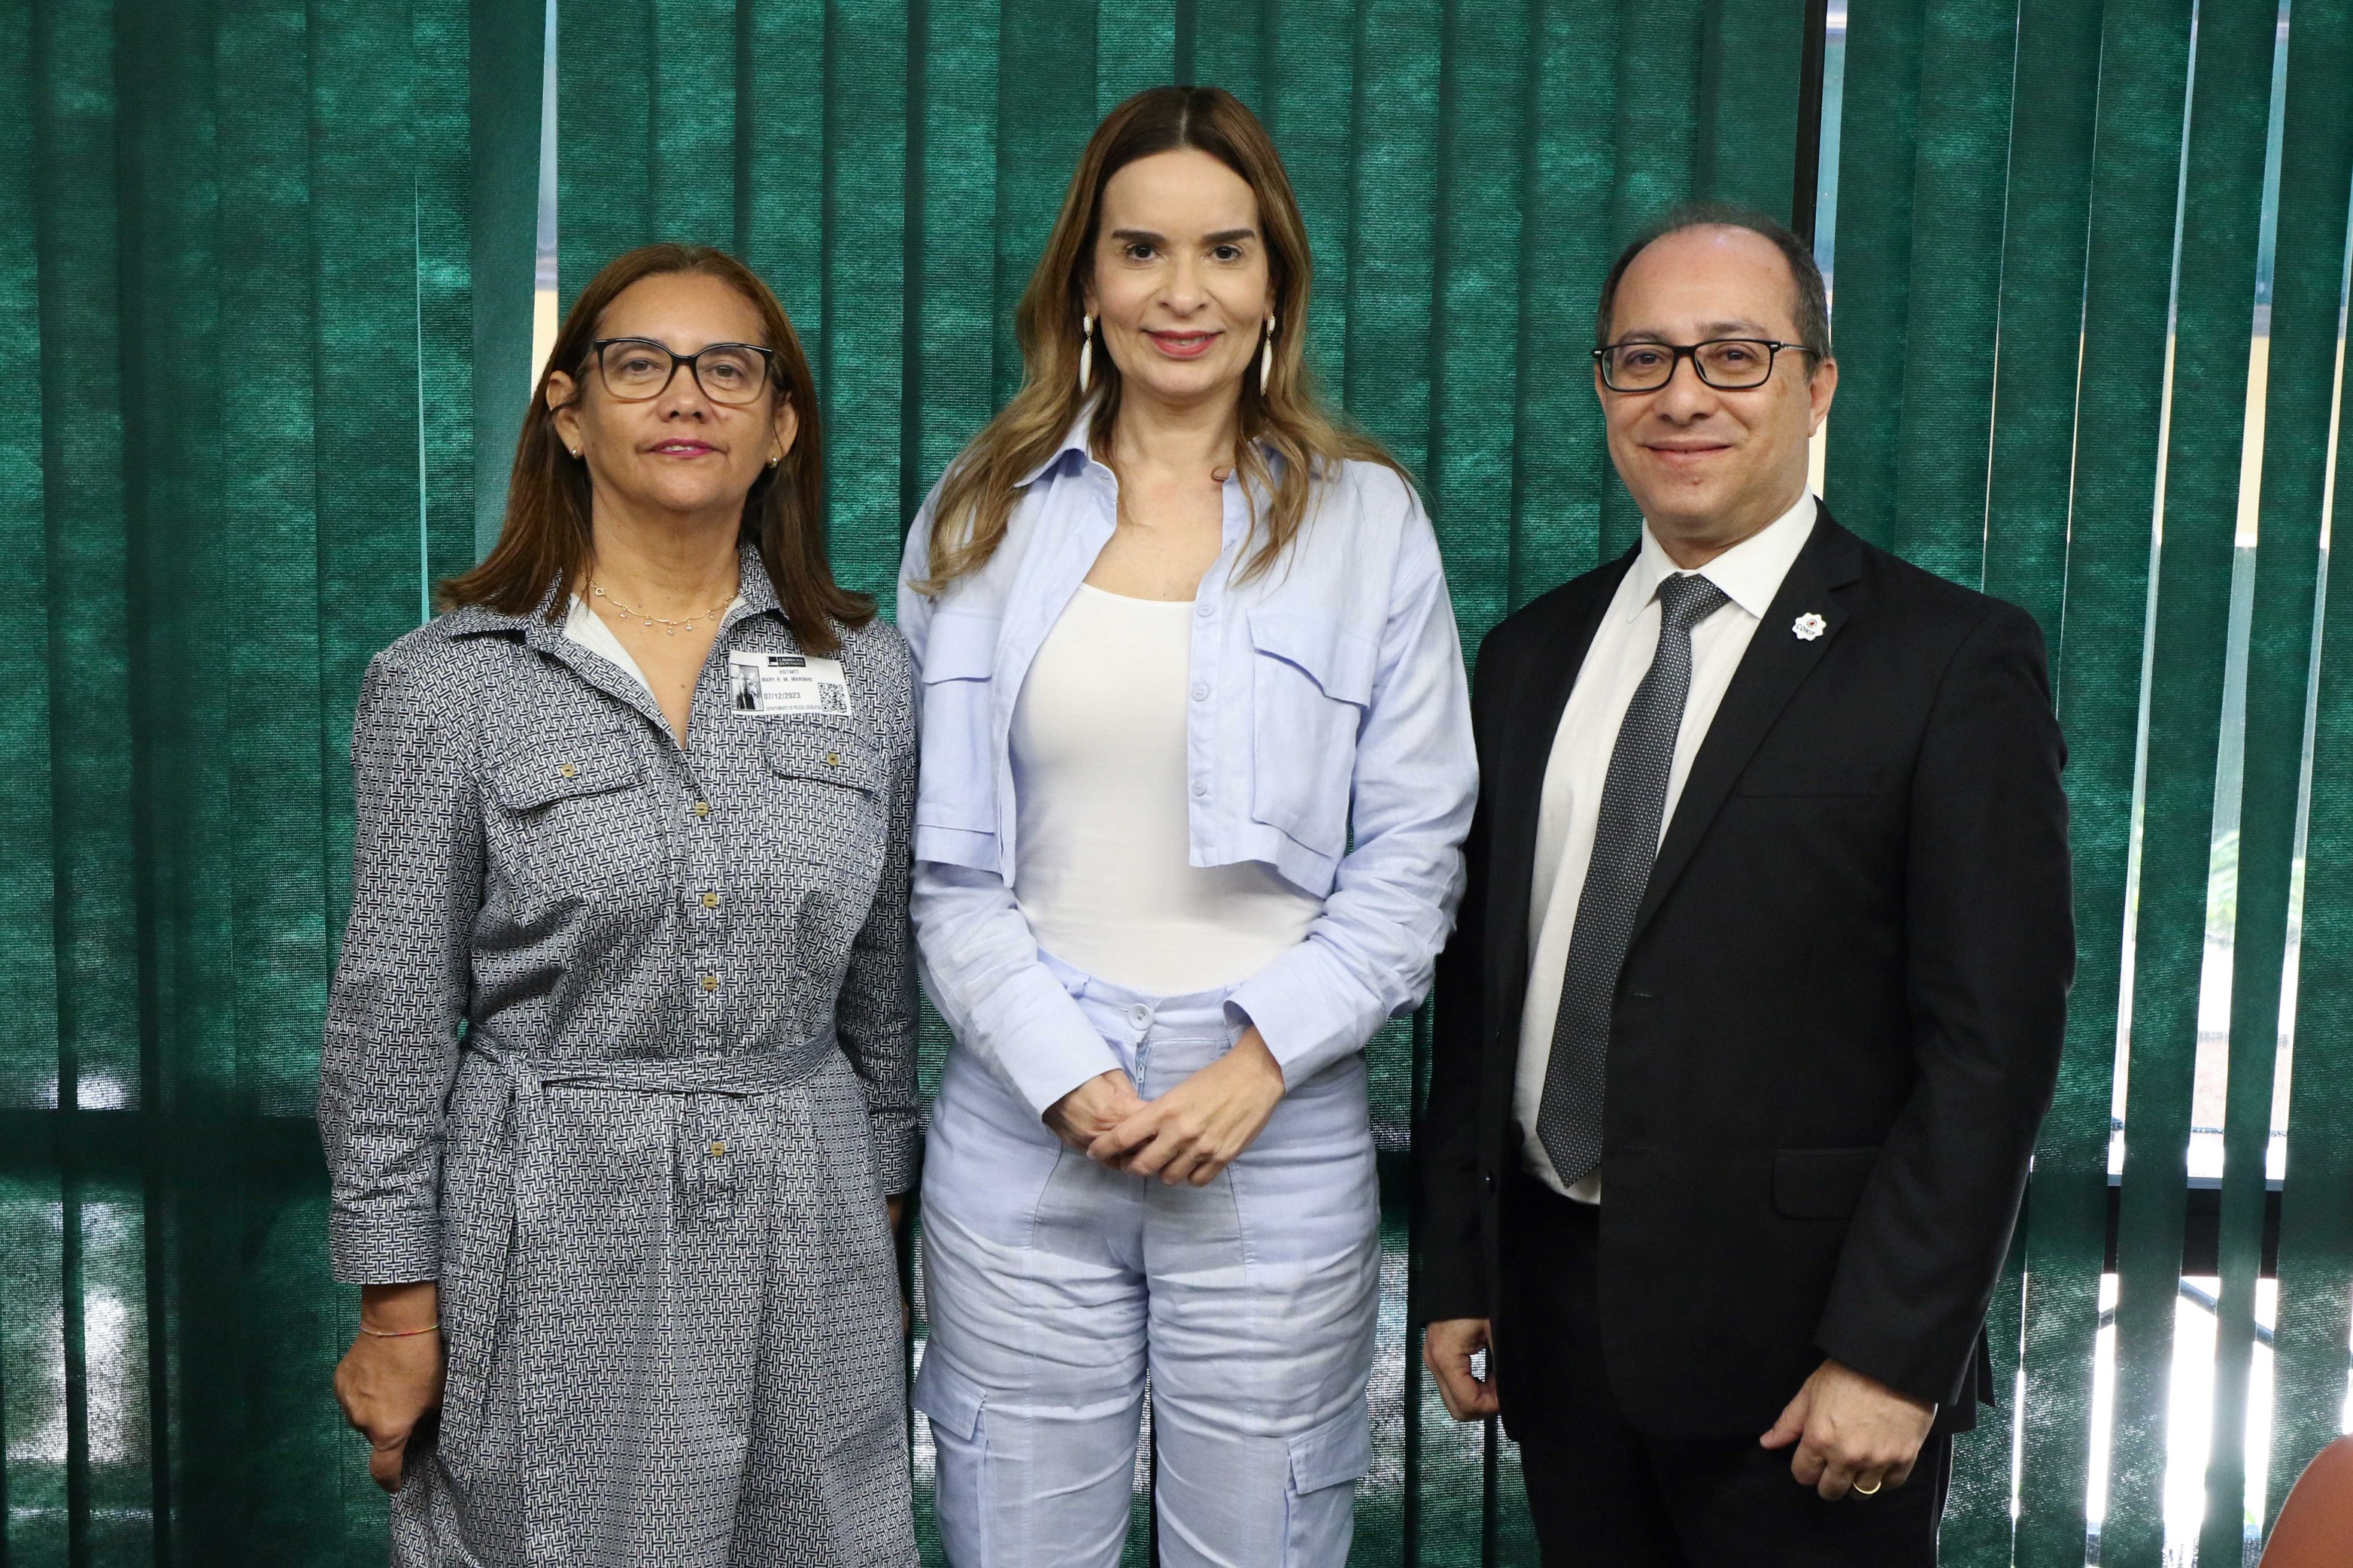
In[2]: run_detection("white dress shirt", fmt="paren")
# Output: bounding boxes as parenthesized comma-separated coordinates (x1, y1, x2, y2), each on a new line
(1514, 493, 1818, 1200)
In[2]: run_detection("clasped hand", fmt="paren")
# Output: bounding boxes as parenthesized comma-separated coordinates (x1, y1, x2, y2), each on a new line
(1043, 1028, 1287, 1186)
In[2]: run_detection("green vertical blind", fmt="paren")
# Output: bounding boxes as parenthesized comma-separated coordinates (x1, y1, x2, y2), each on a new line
(1, 0, 539, 1561)
(1822, 2, 2353, 1565)
(4, 0, 2351, 1563)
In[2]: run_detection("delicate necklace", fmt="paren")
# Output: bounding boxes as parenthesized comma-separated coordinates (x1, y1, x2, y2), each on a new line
(590, 578, 736, 636)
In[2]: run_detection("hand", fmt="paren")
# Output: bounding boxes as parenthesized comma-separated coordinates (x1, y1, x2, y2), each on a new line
(1759, 1357, 1935, 1500)
(1423, 1318, 1500, 1421)
(333, 1281, 446, 1494)
(1088, 1029, 1286, 1185)
(1043, 1069, 1145, 1154)
(887, 1196, 904, 1232)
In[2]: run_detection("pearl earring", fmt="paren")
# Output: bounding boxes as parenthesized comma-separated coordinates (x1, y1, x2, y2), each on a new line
(1079, 314, 1095, 396)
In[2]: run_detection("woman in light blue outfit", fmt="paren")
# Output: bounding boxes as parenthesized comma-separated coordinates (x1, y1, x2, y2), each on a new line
(898, 86, 1476, 1567)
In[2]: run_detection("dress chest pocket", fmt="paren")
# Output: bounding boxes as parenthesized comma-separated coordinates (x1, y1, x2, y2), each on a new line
(487, 724, 666, 900)
(748, 722, 888, 900)
(1246, 607, 1378, 859)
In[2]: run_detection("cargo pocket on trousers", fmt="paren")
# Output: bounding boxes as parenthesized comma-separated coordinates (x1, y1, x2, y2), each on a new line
(915, 1352, 991, 1559)
(1283, 1403, 1373, 1562)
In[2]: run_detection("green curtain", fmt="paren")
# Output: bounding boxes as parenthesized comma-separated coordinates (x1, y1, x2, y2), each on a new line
(1824, 2, 2353, 1564)
(0, 0, 539, 1561)
(6, 1, 2352, 1564)
(1835, 0, 2353, 1560)
(2260, 0, 2353, 1543)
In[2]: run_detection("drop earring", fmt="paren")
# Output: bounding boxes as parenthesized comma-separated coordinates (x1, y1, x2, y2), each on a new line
(1079, 314, 1095, 396)
(1259, 316, 1277, 392)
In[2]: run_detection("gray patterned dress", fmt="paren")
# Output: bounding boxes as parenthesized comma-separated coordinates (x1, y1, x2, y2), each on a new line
(317, 549, 921, 1568)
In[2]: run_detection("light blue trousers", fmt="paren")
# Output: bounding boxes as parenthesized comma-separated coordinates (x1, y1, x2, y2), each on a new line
(915, 959, 1380, 1568)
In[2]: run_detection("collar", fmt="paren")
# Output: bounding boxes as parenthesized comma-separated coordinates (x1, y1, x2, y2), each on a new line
(727, 541, 783, 618)
(1015, 405, 1106, 488)
(1010, 402, 1289, 490)
(446, 540, 781, 635)
(1620, 490, 1818, 624)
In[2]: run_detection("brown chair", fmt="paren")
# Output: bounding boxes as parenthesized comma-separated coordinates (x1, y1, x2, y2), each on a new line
(2262, 1435, 2353, 1567)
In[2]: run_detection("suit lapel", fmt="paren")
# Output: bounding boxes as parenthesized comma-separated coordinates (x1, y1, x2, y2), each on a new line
(1630, 518, 1868, 941)
(1487, 554, 1634, 999)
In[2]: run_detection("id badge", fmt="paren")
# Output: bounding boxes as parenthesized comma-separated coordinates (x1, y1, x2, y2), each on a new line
(727, 650, 856, 716)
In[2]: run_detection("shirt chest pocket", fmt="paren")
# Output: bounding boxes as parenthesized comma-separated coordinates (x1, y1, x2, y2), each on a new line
(1247, 608, 1379, 860)
(912, 611, 1000, 838)
(488, 726, 665, 899)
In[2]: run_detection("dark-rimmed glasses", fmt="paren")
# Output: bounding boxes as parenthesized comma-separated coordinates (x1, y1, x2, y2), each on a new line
(591, 338, 780, 405)
(1593, 338, 1815, 393)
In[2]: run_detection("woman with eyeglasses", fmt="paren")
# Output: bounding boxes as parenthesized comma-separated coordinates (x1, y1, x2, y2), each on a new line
(320, 244, 919, 1567)
(900, 86, 1476, 1565)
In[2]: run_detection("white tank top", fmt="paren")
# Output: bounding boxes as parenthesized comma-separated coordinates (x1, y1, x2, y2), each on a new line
(1011, 584, 1323, 995)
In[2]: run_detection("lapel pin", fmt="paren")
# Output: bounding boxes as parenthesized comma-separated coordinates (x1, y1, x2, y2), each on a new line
(1793, 612, 1827, 641)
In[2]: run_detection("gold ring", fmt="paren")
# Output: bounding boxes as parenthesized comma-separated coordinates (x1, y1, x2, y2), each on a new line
(1854, 1476, 1882, 1496)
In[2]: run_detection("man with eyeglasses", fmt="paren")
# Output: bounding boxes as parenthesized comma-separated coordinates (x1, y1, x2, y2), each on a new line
(1417, 204, 2072, 1565)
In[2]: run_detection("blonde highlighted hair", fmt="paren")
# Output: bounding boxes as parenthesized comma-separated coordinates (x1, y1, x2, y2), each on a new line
(914, 85, 1407, 593)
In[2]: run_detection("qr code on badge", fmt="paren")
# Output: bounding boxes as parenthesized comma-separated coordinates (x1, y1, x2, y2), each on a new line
(820, 684, 848, 714)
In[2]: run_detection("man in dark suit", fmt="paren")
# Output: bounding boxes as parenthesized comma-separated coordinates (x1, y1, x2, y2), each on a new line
(1416, 204, 2071, 1565)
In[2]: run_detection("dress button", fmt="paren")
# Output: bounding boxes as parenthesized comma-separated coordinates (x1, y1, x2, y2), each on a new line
(702, 891, 720, 909)
(692, 800, 711, 818)
(700, 974, 718, 993)
(1191, 684, 1209, 702)
(1128, 1003, 1152, 1029)
(1191, 780, 1208, 797)
(709, 1140, 727, 1157)
(1195, 602, 1212, 618)
(557, 763, 576, 778)
(825, 753, 840, 767)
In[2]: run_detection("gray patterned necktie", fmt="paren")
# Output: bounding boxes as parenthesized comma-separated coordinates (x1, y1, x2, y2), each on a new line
(1536, 571, 1730, 1187)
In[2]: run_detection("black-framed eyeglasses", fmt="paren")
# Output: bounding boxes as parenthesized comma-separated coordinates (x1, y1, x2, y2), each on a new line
(1592, 338, 1816, 392)
(591, 338, 780, 405)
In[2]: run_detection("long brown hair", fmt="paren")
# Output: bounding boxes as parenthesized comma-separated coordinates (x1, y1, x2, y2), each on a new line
(914, 86, 1407, 594)
(443, 243, 872, 655)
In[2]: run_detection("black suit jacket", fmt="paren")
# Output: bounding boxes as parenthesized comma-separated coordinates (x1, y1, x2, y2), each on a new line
(1415, 512, 2072, 1440)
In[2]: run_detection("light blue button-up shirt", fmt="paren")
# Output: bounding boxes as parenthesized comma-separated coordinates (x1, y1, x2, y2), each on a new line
(897, 417, 1478, 1118)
